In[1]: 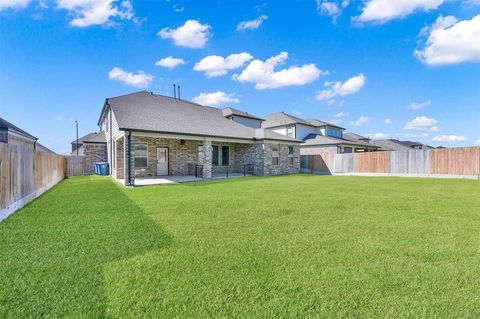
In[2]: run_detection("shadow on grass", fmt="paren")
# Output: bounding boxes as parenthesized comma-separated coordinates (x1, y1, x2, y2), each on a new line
(0, 176, 172, 318)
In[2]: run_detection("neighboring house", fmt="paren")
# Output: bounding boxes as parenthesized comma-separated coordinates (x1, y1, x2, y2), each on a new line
(0, 117, 37, 149)
(372, 139, 432, 151)
(261, 112, 379, 155)
(97, 91, 301, 186)
(71, 132, 108, 174)
(222, 107, 264, 128)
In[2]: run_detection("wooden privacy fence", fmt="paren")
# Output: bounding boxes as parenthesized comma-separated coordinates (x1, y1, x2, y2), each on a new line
(65, 155, 86, 176)
(0, 143, 87, 221)
(301, 147, 480, 178)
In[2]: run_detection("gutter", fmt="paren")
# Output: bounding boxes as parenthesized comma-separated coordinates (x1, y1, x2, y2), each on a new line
(119, 128, 302, 144)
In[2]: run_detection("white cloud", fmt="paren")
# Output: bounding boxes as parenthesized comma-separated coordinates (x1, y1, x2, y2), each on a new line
(234, 51, 325, 90)
(404, 116, 438, 131)
(291, 110, 302, 116)
(316, 0, 349, 21)
(108, 67, 153, 88)
(0, 0, 30, 11)
(56, 0, 134, 27)
(172, 4, 184, 12)
(408, 99, 431, 110)
(368, 132, 388, 139)
(192, 91, 239, 107)
(432, 135, 467, 142)
(351, 116, 371, 127)
(54, 115, 74, 121)
(194, 53, 253, 77)
(415, 15, 480, 65)
(237, 14, 268, 31)
(158, 19, 210, 49)
(155, 56, 186, 69)
(384, 118, 392, 124)
(405, 133, 429, 138)
(316, 74, 366, 101)
(335, 111, 348, 118)
(475, 138, 480, 145)
(355, 0, 443, 24)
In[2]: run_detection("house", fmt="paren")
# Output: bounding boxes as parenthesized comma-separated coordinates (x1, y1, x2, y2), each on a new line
(222, 107, 264, 128)
(261, 112, 379, 155)
(71, 132, 108, 174)
(96, 91, 301, 186)
(0, 117, 37, 149)
(372, 139, 432, 151)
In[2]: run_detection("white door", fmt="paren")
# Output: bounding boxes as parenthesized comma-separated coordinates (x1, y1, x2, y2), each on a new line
(156, 147, 168, 175)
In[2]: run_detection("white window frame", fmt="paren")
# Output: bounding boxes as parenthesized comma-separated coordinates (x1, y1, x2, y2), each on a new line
(286, 125, 294, 138)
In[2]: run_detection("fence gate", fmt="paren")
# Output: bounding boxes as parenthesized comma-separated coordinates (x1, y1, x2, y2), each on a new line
(65, 156, 86, 177)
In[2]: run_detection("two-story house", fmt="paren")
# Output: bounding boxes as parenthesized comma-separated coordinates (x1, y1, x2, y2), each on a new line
(261, 112, 379, 155)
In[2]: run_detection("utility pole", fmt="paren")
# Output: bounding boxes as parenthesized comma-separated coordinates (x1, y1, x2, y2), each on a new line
(75, 120, 79, 156)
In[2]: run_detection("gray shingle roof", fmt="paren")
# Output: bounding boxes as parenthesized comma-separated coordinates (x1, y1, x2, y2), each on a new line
(302, 133, 379, 148)
(262, 112, 314, 128)
(371, 139, 430, 151)
(71, 132, 106, 144)
(105, 91, 299, 143)
(0, 117, 37, 141)
(222, 107, 264, 121)
(343, 132, 370, 142)
(306, 118, 345, 130)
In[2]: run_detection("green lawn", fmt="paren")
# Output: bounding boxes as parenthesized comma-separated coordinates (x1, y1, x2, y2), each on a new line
(1, 175, 479, 318)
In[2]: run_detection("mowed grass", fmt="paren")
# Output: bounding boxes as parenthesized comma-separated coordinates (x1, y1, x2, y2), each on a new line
(1, 175, 479, 318)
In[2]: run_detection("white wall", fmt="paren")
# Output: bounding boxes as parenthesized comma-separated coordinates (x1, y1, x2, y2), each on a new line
(230, 116, 262, 128)
(295, 124, 317, 140)
(271, 126, 289, 136)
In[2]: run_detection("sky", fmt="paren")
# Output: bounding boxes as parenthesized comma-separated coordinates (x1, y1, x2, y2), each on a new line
(1, 0, 479, 154)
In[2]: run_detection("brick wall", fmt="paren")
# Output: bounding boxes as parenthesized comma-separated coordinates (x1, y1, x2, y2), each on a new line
(84, 143, 108, 174)
(133, 136, 201, 177)
(115, 138, 124, 179)
(262, 143, 301, 175)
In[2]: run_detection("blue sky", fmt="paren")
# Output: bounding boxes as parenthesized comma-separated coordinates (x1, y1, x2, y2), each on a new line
(1, 0, 479, 153)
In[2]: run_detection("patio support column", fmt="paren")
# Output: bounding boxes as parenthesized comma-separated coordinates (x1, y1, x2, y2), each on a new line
(202, 138, 212, 179)
(124, 131, 135, 186)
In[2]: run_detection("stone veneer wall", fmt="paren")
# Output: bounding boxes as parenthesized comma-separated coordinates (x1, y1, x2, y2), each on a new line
(119, 135, 300, 181)
(84, 143, 108, 174)
(261, 143, 301, 175)
(115, 137, 124, 179)
(133, 136, 201, 177)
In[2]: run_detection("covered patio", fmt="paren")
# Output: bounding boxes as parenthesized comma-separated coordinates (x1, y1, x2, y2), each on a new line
(112, 132, 258, 186)
(117, 172, 253, 186)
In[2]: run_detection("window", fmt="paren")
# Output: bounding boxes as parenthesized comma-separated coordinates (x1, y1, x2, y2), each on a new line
(286, 125, 294, 138)
(221, 146, 230, 165)
(212, 145, 230, 166)
(288, 146, 294, 155)
(342, 146, 353, 153)
(134, 143, 148, 168)
(272, 145, 279, 165)
(212, 145, 219, 166)
(327, 127, 342, 138)
(289, 157, 294, 165)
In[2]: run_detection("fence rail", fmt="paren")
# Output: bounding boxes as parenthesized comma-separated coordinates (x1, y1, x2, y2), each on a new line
(65, 155, 86, 176)
(301, 147, 480, 179)
(0, 143, 88, 221)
